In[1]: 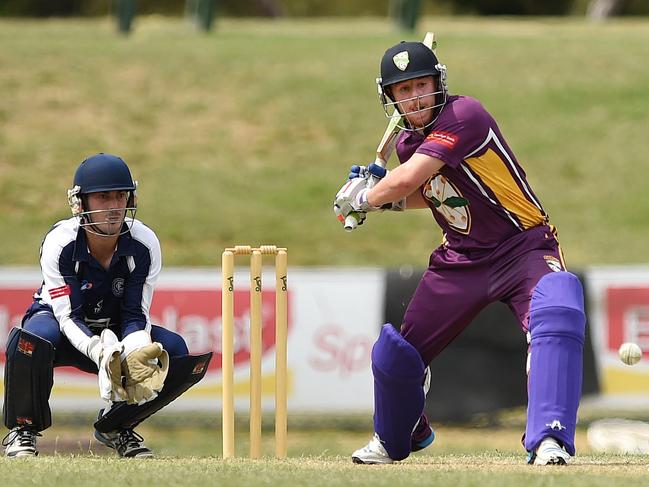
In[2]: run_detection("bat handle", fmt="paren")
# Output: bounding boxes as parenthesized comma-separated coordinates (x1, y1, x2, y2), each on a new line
(367, 158, 387, 189)
(343, 212, 360, 232)
(343, 214, 359, 232)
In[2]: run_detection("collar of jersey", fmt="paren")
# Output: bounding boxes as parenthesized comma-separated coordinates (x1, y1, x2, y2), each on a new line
(73, 227, 137, 262)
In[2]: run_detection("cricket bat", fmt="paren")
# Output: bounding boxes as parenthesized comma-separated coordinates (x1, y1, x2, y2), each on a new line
(344, 32, 437, 232)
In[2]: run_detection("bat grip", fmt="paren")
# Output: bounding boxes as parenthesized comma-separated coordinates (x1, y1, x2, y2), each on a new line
(367, 158, 387, 189)
(343, 214, 358, 232)
(366, 176, 379, 190)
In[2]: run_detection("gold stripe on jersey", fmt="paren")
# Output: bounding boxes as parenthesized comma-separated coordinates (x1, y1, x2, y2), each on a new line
(549, 224, 567, 270)
(465, 148, 546, 229)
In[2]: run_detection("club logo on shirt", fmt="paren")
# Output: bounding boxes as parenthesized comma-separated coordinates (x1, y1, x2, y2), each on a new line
(425, 131, 458, 148)
(393, 51, 409, 71)
(544, 255, 563, 272)
(423, 174, 471, 234)
(112, 278, 125, 297)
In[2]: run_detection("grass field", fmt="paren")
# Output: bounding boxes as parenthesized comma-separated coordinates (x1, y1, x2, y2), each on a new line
(2, 421, 649, 486)
(2, 16, 649, 485)
(1, 16, 648, 267)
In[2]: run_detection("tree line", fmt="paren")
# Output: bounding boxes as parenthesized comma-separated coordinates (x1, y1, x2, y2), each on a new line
(0, 0, 646, 18)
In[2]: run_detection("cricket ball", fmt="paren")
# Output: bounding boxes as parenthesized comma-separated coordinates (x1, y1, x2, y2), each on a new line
(619, 342, 642, 366)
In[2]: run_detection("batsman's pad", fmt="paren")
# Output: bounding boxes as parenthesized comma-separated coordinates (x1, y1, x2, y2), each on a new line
(525, 272, 585, 456)
(94, 352, 212, 433)
(3, 327, 55, 431)
(372, 324, 426, 461)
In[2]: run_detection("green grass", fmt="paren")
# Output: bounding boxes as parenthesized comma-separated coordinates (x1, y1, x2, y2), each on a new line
(1, 17, 648, 267)
(2, 423, 649, 486)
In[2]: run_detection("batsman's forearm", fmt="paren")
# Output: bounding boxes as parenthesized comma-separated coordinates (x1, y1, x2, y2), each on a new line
(367, 175, 418, 208)
(368, 153, 445, 207)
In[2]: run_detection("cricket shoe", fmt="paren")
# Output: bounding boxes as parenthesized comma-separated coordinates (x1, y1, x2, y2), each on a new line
(411, 414, 435, 452)
(527, 437, 570, 465)
(2, 427, 41, 458)
(94, 428, 154, 458)
(352, 433, 394, 464)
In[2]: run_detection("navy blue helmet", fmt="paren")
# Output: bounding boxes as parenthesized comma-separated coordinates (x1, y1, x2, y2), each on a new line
(67, 153, 138, 236)
(72, 153, 136, 195)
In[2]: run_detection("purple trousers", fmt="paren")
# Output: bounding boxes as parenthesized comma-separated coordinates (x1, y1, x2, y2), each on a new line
(399, 225, 582, 454)
(402, 225, 564, 363)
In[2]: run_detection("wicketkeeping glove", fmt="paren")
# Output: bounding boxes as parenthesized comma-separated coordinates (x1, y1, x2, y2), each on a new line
(121, 331, 169, 405)
(87, 329, 127, 402)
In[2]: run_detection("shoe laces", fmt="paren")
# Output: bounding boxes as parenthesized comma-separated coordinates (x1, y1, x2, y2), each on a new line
(115, 429, 145, 451)
(2, 428, 41, 447)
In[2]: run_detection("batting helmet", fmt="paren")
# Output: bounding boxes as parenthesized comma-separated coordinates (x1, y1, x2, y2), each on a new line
(67, 153, 138, 235)
(380, 41, 443, 89)
(377, 41, 448, 130)
(72, 153, 136, 195)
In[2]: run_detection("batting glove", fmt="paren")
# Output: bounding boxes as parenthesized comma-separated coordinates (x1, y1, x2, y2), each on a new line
(335, 178, 381, 214)
(348, 163, 388, 181)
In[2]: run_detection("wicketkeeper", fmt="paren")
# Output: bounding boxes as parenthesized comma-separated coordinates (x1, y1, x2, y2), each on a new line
(334, 40, 585, 465)
(2, 153, 211, 458)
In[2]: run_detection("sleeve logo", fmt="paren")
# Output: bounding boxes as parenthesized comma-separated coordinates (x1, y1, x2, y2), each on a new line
(426, 131, 458, 148)
(48, 284, 71, 299)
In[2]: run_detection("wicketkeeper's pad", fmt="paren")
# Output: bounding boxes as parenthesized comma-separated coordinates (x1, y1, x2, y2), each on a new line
(94, 352, 212, 433)
(3, 327, 55, 431)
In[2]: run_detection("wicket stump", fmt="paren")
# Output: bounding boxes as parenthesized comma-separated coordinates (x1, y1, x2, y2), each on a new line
(221, 245, 288, 459)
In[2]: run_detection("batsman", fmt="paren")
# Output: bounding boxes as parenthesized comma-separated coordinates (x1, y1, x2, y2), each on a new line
(334, 38, 586, 465)
(2, 153, 211, 458)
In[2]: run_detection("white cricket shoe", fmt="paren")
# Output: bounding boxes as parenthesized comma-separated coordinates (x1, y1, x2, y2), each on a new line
(352, 433, 394, 464)
(2, 427, 40, 458)
(528, 437, 570, 465)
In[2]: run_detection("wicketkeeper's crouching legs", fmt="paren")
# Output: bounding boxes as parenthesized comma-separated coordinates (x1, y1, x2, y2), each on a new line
(95, 325, 211, 433)
(94, 352, 212, 433)
(525, 271, 586, 458)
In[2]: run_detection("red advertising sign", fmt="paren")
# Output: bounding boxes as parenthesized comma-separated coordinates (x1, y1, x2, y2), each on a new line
(0, 286, 291, 374)
(607, 287, 649, 352)
(0, 289, 33, 352)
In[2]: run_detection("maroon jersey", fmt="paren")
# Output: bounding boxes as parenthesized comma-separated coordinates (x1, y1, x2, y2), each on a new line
(396, 95, 549, 254)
